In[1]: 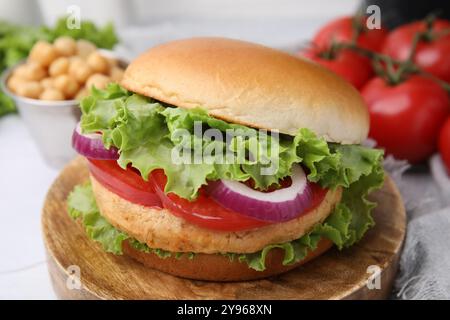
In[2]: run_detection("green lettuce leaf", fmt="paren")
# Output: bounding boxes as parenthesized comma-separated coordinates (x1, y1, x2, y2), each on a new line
(0, 91, 16, 117)
(67, 184, 127, 254)
(128, 239, 195, 260)
(45, 17, 118, 49)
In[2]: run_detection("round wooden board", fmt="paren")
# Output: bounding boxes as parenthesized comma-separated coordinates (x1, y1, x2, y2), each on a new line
(42, 157, 406, 300)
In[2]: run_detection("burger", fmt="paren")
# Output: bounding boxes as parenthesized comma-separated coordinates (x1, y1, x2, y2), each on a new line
(68, 37, 384, 281)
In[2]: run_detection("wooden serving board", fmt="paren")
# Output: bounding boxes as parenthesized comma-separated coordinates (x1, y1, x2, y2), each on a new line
(42, 157, 406, 300)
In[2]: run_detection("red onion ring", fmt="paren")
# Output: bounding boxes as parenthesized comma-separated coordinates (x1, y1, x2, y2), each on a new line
(206, 165, 313, 222)
(72, 122, 119, 160)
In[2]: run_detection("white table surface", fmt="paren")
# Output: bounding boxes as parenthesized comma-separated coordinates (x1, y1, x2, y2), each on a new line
(0, 115, 58, 299)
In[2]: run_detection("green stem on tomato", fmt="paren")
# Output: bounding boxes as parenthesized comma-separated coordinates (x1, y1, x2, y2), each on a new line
(334, 42, 403, 84)
(308, 13, 450, 91)
(318, 39, 340, 60)
(406, 33, 422, 63)
(335, 39, 450, 89)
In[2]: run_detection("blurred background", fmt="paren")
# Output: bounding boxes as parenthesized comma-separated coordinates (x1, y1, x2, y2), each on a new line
(1, 0, 450, 299)
(0, 0, 360, 54)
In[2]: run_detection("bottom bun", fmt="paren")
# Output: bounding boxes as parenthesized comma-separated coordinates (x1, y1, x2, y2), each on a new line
(123, 238, 333, 281)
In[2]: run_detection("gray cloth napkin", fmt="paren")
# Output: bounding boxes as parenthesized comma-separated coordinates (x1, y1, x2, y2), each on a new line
(385, 157, 450, 299)
(394, 206, 450, 299)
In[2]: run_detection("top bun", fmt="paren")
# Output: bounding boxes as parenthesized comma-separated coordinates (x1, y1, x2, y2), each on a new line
(121, 37, 369, 144)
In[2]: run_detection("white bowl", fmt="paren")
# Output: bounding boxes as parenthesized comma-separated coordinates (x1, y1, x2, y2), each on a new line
(1, 51, 127, 168)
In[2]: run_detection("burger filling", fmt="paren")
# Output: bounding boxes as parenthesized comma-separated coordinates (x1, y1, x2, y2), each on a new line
(68, 84, 384, 271)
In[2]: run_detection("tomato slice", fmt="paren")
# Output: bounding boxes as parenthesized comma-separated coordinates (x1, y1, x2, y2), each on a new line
(87, 159, 162, 208)
(88, 159, 328, 232)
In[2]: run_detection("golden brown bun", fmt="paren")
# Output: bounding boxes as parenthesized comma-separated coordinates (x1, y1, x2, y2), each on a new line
(122, 37, 369, 144)
(90, 174, 342, 254)
(123, 238, 333, 281)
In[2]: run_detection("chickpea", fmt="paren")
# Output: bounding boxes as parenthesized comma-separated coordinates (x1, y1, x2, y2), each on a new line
(52, 74, 80, 98)
(75, 88, 89, 100)
(86, 73, 110, 90)
(75, 65, 94, 84)
(39, 88, 65, 101)
(12, 63, 46, 81)
(15, 81, 43, 99)
(68, 56, 84, 71)
(49, 57, 70, 77)
(28, 41, 58, 67)
(52, 75, 67, 91)
(109, 67, 124, 82)
(87, 51, 109, 74)
(76, 39, 96, 58)
(7, 75, 25, 94)
(25, 62, 47, 80)
(12, 64, 29, 79)
(69, 56, 84, 64)
(69, 58, 93, 83)
(53, 36, 77, 57)
(41, 77, 54, 89)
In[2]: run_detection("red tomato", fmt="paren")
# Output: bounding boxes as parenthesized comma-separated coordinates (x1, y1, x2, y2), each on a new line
(439, 118, 450, 175)
(361, 76, 450, 163)
(382, 20, 450, 82)
(87, 159, 162, 208)
(301, 48, 373, 89)
(313, 16, 387, 52)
